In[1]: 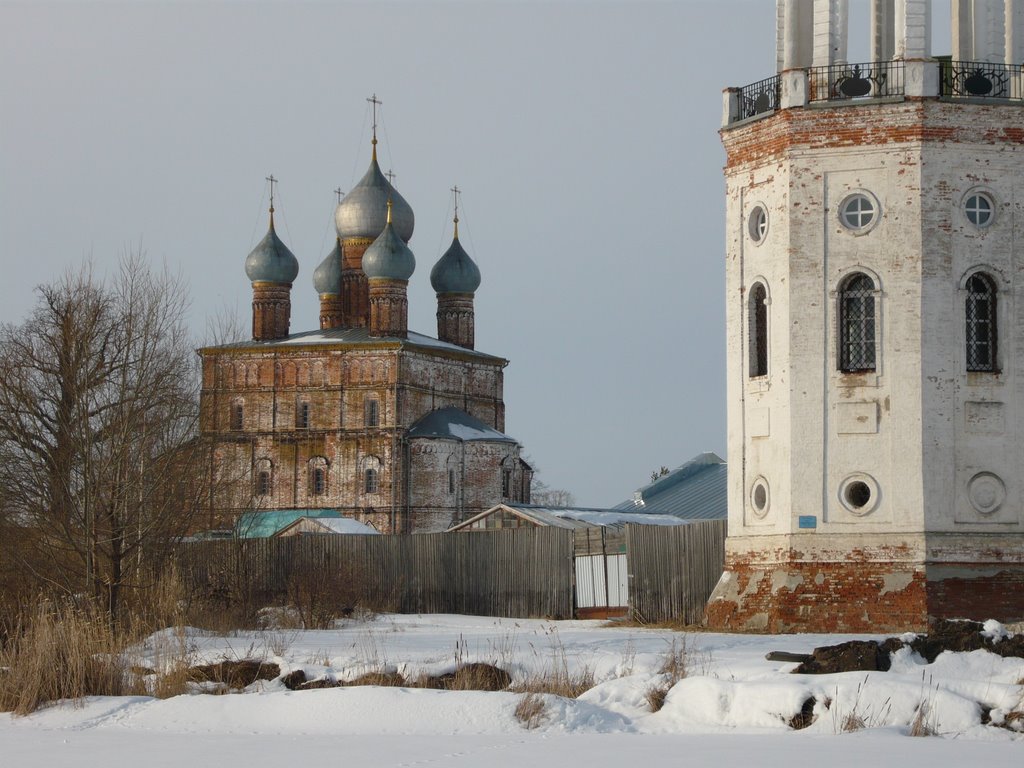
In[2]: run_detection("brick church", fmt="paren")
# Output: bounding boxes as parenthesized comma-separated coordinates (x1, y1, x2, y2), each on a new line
(197, 121, 532, 534)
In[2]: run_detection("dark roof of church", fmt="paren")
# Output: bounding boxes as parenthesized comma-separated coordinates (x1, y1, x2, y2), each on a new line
(407, 406, 516, 443)
(612, 452, 727, 521)
(201, 327, 505, 363)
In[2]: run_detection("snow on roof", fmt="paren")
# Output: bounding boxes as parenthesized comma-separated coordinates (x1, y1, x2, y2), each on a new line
(284, 516, 380, 535)
(201, 326, 506, 363)
(450, 504, 689, 531)
(407, 407, 516, 443)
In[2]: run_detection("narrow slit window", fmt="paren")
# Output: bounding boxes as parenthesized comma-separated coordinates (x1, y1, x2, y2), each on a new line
(230, 402, 244, 431)
(748, 283, 768, 378)
(311, 466, 326, 496)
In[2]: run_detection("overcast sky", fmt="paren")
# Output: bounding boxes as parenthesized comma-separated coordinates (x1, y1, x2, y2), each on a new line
(0, 1, 954, 506)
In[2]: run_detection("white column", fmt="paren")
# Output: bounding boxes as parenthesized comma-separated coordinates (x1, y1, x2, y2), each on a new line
(813, 0, 843, 66)
(835, 0, 849, 63)
(895, 0, 931, 59)
(777, 0, 786, 72)
(1008, 0, 1024, 64)
(871, 0, 896, 61)
(783, 0, 803, 70)
(953, 0, 974, 60)
(973, 0, 993, 61)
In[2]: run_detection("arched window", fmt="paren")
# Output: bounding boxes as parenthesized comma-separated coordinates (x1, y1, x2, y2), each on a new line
(966, 272, 997, 372)
(309, 457, 328, 496)
(364, 468, 379, 494)
(448, 468, 457, 495)
(839, 273, 877, 372)
(311, 467, 326, 495)
(364, 397, 379, 427)
(256, 470, 271, 496)
(748, 282, 768, 378)
(230, 400, 244, 431)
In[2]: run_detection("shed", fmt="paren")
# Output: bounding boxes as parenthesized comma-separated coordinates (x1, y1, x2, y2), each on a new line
(275, 516, 380, 537)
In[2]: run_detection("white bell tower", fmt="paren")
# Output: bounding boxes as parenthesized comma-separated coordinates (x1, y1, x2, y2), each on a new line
(707, 0, 1024, 632)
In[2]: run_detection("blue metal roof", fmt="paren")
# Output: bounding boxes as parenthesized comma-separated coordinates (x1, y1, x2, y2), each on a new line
(612, 452, 727, 520)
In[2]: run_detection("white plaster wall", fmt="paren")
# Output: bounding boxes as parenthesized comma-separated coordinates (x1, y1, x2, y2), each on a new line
(724, 101, 1024, 551)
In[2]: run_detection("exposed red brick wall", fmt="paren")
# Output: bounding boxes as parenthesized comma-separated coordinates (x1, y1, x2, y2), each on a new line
(251, 283, 291, 341)
(368, 279, 409, 338)
(925, 567, 1024, 623)
(341, 237, 372, 328)
(722, 101, 1024, 171)
(705, 559, 929, 633)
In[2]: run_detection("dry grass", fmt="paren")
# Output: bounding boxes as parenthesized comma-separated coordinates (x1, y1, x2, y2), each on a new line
(644, 637, 693, 712)
(0, 601, 144, 716)
(909, 701, 938, 737)
(514, 692, 547, 729)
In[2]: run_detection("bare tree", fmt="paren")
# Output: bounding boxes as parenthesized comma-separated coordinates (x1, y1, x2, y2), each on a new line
(525, 456, 576, 508)
(0, 255, 208, 625)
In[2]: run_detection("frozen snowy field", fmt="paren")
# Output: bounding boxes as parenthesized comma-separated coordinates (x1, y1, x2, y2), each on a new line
(3, 614, 1021, 767)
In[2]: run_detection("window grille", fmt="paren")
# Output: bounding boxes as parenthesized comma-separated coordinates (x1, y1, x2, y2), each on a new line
(839, 274, 876, 372)
(966, 273, 997, 372)
(448, 469, 456, 495)
(502, 469, 512, 498)
(364, 468, 378, 494)
(311, 467, 326, 496)
(748, 283, 768, 378)
(230, 402, 244, 431)
(256, 470, 271, 496)
(365, 398, 379, 427)
(297, 402, 310, 429)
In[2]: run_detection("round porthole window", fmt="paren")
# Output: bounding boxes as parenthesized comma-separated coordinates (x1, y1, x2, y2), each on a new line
(964, 193, 994, 228)
(748, 205, 768, 243)
(839, 193, 878, 232)
(838, 473, 880, 516)
(750, 477, 770, 518)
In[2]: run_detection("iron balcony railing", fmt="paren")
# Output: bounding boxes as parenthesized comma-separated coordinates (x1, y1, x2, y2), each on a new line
(941, 59, 1024, 101)
(808, 60, 905, 103)
(737, 74, 781, 121)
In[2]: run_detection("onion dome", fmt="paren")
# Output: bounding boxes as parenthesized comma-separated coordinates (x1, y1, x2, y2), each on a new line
(313, 237, 343, 295)
(335, 148, 415, 243)
(430, 226, 481, 294)
(244, 211, 299, 284)
(362, 201, 415, 281)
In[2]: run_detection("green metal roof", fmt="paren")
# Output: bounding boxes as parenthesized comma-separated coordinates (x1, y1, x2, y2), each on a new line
(235, 509, 343, 538)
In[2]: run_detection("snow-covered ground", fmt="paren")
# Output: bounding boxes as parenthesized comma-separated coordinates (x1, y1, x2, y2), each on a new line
(3, 613, 1022, 767)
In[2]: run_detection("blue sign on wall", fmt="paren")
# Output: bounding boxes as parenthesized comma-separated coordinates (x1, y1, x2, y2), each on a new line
(798, 515, 817, 529)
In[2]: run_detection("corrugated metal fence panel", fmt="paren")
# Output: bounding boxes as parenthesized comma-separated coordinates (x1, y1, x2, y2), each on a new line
(175, 527, 574, 620)
(607, 554, 628, 607)
(625, 519, 727, 624)
(574, 555, 606, 608)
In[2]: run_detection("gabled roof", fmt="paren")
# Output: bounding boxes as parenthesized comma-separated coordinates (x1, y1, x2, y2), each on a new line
(235, 509, 343, 539)
(275, 516, 380, 536)
(199, 326, 506, 364)
(448, 503, 690, 532)
(407, 407, 516, 443)
(612, 452, 727, 521)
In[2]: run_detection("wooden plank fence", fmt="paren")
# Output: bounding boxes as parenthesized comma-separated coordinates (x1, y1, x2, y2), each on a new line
(176, 527, 575, 619)
(625, 520, 727, 625)
(175, 520, 727, 623)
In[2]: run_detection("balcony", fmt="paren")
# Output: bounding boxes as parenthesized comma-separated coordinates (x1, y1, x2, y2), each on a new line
(725, 59, 1023, 126)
